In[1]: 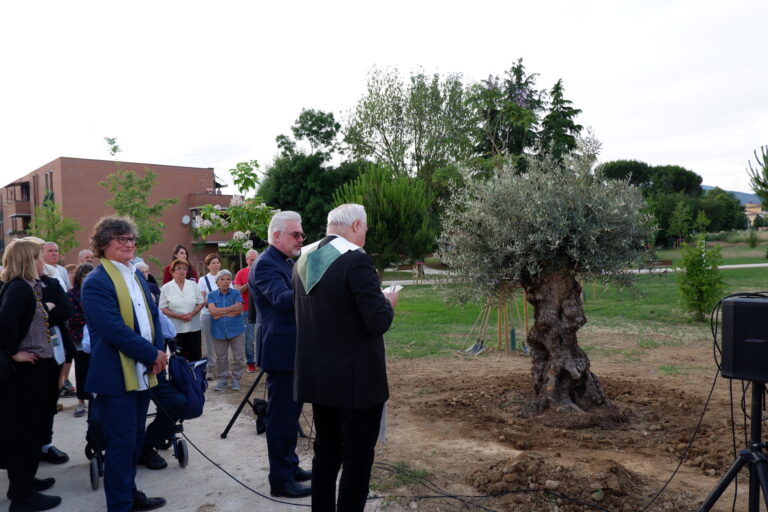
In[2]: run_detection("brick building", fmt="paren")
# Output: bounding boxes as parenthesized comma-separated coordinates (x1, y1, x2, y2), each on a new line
(0, 157, 232, 274)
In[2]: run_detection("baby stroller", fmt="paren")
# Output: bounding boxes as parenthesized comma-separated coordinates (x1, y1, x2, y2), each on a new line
(85, 349, 208, 490)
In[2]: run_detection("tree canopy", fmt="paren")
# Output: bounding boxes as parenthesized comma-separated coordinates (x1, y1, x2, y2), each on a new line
(28, 199, 81, 255)
(333, 164, 436, 275)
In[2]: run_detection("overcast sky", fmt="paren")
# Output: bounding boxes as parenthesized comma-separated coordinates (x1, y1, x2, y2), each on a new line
(1, 0, 766, 195)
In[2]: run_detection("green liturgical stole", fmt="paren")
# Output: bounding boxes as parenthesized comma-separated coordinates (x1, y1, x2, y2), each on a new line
(101, 259, 158, 392)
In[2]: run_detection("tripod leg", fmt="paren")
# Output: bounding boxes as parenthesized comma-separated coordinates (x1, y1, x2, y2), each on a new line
(220, 369, 264, 438)
(755, 456, 768, 511)
(697, 455, 748, 512)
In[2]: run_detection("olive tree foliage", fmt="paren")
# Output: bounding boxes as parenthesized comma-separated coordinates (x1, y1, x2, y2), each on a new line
(439, 140, 654, 415)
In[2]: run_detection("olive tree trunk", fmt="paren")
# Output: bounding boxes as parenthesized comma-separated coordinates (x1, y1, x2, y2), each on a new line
(524, 270, 613, 414)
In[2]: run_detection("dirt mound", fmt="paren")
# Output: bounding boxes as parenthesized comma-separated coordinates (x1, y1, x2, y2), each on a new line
(469, 453, 695, 511)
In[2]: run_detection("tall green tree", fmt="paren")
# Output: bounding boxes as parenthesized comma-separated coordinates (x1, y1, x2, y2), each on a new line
(699, 187, 747, 232)
(746, 145, 768, 205)
(466, 59, 543, 172)
(345, 68, 474, 180)
(101, 137, 178, 262)
(595, 160, 653, 188)
(28, 198, 81, 254)
(333, 165, 436, 275)
(538, 79, 583, 163)
(289, 108, 341, 157)
(439, 143, 653, 415)
(668, 202, 693, 241)
(259, 154, 364, 241)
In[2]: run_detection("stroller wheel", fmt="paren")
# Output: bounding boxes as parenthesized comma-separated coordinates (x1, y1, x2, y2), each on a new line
(85, 443, 97, 460)
(89, 457, 100, 491)
(176, 439, 189, 468)
(159, 437, 172, 450)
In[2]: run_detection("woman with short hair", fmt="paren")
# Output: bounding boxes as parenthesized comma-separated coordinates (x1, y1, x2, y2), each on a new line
(199, 253, 222, 378)
(159, 259, 205, 362)
(207, 269, 245, 391)
(0, 239, 62, 511)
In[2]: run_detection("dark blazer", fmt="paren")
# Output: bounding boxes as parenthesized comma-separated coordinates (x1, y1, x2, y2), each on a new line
(82, 264, 165, 395)
(249, 245, 295, 372)
(40, 275, 76, 362)
(0, 278, 37, 356)
(293, 237, 393, 410)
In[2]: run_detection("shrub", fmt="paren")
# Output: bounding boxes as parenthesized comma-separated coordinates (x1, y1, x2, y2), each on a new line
(747, 229, 759, 248)
(677, 238, 725, 321)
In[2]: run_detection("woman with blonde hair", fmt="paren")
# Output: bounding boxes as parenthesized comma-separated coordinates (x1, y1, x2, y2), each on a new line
(0, 239, 62, 511)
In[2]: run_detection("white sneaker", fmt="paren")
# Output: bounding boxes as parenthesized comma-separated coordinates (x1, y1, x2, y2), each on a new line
(231, 381, 241, 391)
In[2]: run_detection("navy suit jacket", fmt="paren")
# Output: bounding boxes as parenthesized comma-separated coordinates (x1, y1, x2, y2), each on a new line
(249, 245, 296, 372)
(82, 263, 165, 395)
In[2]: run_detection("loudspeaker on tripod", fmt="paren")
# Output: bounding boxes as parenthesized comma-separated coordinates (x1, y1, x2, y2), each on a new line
(720, 297, 768, 382)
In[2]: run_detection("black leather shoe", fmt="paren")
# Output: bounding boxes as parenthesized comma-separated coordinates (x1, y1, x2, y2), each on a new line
(31, 477, 55, 491)
(293, 467, 312, 482)
(138, 448, 168, 470)
(9, 491, 61, 512)
(132, 491, 166, 511)
(270, 480, 311, 498)
(39, 446, 69, 464)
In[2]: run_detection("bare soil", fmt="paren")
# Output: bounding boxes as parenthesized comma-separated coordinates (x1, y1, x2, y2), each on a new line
(374, 341, 757, 512)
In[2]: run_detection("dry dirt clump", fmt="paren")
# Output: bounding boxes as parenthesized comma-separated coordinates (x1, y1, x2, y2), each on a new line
(468, 453, 695, 512)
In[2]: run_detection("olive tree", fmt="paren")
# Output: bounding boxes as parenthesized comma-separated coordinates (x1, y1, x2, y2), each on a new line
(439, 144, 653, 415)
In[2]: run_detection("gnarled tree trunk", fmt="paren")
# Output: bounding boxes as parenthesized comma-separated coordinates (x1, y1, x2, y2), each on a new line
(524, 270, 614, 415)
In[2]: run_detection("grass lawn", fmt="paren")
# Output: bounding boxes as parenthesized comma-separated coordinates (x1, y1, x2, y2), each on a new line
(384, 266, 768, 359)
(655, 242, 768, 267)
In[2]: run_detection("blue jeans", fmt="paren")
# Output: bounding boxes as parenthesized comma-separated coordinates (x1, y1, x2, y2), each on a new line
(242, 311, 256, 364)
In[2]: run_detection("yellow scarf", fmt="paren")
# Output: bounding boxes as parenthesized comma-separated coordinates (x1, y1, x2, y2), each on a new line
(101, 259, 158, 392)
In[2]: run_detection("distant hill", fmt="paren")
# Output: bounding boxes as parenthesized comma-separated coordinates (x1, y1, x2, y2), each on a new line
(702, 185, 760, 205)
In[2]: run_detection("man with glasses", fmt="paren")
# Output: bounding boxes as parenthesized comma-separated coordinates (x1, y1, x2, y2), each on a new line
(82, 217, 168, 511)
(248, 211, 311, 498)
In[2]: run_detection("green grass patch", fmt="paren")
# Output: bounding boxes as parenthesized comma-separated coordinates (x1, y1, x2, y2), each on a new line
(370, 462, 428, 492)
(655, 242, 768, 267)
(385, 266, 768, 360)
(657, 365, 685, 375)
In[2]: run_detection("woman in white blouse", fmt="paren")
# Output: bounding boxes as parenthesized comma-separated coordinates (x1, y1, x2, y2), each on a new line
(159, 258, 205, 361)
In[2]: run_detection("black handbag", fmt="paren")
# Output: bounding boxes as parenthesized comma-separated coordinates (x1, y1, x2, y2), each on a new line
(0, 351, 14, 384)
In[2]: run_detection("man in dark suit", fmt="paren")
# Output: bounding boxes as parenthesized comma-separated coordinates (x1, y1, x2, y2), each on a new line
(82, 216, 168, 512)
(294, 203, 399, 512)
(248, 210, 311, 499)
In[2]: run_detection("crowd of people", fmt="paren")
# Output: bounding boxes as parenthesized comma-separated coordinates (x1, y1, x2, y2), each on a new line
(0, 203, 399, 512)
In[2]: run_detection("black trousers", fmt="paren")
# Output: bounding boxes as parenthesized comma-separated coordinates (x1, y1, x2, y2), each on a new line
(74, 350, 91, 401)
(311, 402, 384, 512)
(143, 376, 186, 450)
(41, 360, 61, 446)
(1, 358, 56, 500)
(175, 330, 202, 362)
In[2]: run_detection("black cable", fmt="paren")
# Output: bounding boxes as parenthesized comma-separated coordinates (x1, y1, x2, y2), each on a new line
(144, 370, 311, 508)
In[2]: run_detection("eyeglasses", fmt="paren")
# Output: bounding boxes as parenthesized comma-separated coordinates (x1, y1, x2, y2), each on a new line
(285, 231, 306, 241)
(111, 236, 137, 246)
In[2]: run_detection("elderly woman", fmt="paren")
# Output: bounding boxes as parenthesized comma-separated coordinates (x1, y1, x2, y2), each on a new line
(161, 244, 199, 284)
(198, 253, 222, 379)
(207, 269, 245, 391)
(0, 239, 62, 511)
(159, 258, 205, 362)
